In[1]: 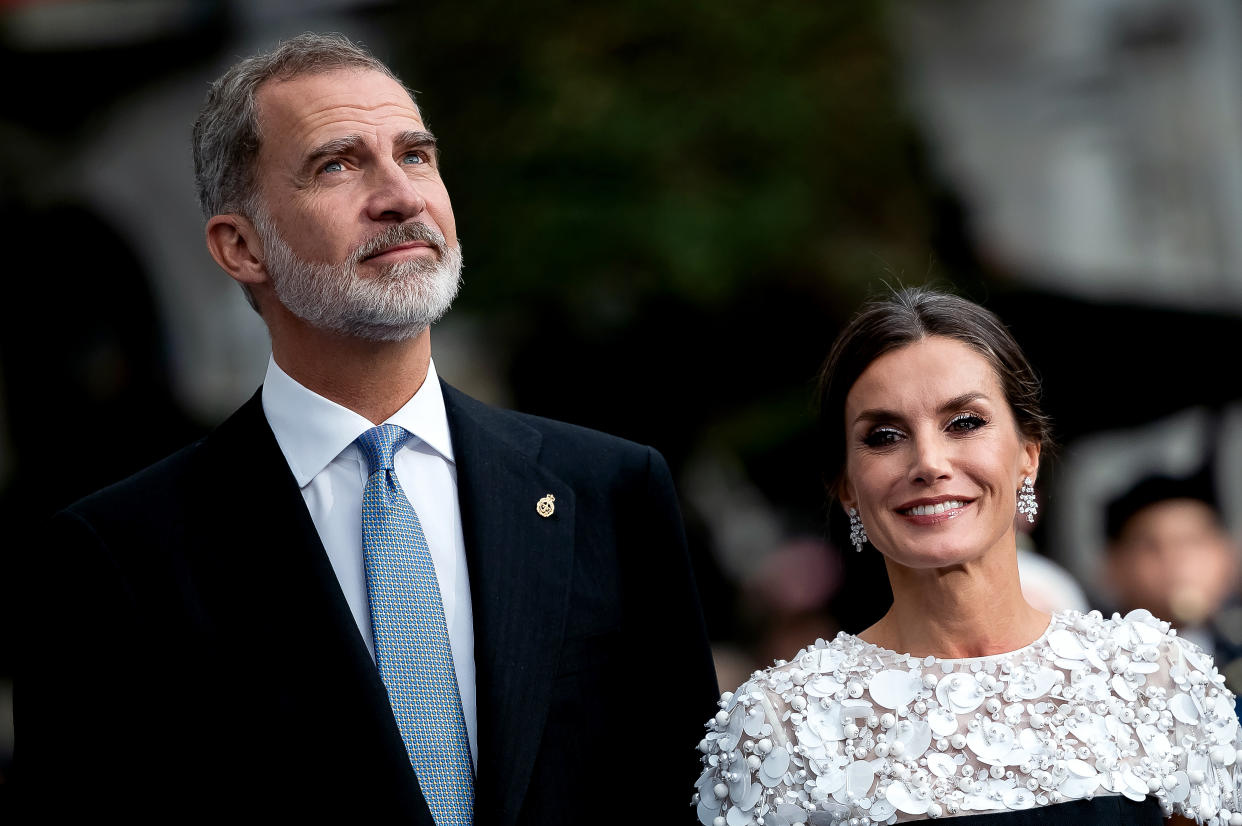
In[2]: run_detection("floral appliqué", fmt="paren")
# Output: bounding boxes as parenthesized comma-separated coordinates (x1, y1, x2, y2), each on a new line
(694, 610, 1242, 825)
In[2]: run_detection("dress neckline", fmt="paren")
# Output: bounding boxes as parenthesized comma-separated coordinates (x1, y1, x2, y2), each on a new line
(853, 611, 1058, 665)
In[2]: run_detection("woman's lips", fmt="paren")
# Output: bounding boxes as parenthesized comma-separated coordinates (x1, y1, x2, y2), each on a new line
(897, 499, 972, 524)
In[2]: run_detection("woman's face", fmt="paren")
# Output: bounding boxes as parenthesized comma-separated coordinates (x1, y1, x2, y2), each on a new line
(840, 336, 1039, 570)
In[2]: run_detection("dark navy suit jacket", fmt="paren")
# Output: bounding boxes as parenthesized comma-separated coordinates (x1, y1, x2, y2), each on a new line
(17, 382, 717, 824)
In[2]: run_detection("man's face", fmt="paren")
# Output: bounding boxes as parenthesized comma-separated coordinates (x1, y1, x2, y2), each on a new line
(250, 68, 461, 340)
(1108, 499, 1238, 626)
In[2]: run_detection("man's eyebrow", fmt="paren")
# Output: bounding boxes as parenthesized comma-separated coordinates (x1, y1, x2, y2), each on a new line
(395, 129, 437, 147)
(394, 129, 439, 162)
(303, 134, 367, 171)
(851, 392, 989, 427)
(300, 130, 439, 174)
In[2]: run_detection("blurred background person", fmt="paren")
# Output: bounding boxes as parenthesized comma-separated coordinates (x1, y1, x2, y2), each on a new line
(1103, 472, 1242, 707)
(1017, 537, 1092, 614)
(1016, 486, 1092, 615)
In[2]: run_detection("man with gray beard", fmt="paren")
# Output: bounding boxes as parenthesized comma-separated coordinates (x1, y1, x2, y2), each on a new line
(17, 33, 717, 826)
(254, 207, 464, 341)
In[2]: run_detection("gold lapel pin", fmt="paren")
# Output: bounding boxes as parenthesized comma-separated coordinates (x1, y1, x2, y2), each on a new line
(536, 494, 556, 518)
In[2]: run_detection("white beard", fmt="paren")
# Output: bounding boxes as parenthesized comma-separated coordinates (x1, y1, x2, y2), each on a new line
(254, 213, 463, 342)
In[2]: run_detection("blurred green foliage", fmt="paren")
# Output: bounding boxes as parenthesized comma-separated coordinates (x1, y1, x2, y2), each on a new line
(387, 0, 934, 328)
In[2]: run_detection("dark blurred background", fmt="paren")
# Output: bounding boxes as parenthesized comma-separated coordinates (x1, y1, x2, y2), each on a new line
(5, 0, 1242, 785)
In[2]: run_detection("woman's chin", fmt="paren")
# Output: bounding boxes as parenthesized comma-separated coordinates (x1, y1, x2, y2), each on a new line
(880, 541, 985, 571)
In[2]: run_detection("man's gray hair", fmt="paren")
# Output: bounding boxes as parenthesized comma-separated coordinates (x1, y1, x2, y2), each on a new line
(192, 32, 411, 219)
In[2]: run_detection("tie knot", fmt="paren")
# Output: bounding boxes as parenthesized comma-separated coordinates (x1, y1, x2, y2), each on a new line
(355, 424, 413, 475)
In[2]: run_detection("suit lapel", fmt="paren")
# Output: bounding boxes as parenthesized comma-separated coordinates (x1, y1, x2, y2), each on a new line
(203, 386, 572, 824)
(195, 393, 434, 822)
(443, 384, 575, 826)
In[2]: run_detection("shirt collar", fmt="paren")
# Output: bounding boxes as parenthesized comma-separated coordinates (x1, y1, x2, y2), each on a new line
(262, 355, 454, 487)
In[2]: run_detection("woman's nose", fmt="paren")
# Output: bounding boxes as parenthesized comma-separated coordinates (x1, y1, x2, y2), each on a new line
(908, 436, 952, 484)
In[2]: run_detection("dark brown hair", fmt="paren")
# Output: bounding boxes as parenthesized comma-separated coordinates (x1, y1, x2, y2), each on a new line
(817, 287, 1052, 494)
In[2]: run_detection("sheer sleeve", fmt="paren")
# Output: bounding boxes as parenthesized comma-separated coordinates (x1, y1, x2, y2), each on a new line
(694, 671, 811, 826)
(1142, 619, 1242, 824)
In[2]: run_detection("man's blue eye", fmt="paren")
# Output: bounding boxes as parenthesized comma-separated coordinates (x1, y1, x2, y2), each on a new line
(322, 160, 345, 174)
(402, 153, 425, 165)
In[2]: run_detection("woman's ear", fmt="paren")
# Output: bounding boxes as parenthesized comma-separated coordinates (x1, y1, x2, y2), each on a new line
(1021, 440, 1041, 484)
(837, 474, 857, 513)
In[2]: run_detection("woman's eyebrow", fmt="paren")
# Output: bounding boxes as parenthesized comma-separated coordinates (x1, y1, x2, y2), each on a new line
(852, 407, 902, 427)
(938, 392, 987, 414)
(852, 392, 988, 427)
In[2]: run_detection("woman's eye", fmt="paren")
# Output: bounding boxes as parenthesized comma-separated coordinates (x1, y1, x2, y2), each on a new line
(863, 428, 904, 448)
(947, 414, 987, 433)
(321, 160, 345, 174)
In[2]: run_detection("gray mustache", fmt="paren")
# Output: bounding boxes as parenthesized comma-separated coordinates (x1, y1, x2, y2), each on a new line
(354, 222, 447, 263)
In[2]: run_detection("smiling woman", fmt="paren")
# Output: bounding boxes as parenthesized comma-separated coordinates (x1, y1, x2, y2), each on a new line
(693, 289, 1242, 825)
(838, 335, 1040, 591)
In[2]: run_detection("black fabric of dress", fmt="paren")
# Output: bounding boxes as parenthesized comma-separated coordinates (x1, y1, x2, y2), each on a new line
(941, 795, 1164, 825)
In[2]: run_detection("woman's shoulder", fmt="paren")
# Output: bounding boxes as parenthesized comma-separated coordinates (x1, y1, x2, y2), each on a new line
(1052, 607, 1224, 675)
(694, 612, 1242, 825)
(698, 631, 875, 745)
(723, 631, 902, 711)
(693, 633, 932, 824)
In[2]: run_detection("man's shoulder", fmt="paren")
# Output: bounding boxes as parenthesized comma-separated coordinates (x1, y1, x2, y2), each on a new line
(63, 438, 203, 521)
(511, 407, 650, 456)
(442, 381, 658, 464)
(63, 392, 268, 526)
(440, 382, 677, 504)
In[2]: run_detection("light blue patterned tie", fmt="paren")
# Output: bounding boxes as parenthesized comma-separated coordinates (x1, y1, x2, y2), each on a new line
(356, 424, 474, 825)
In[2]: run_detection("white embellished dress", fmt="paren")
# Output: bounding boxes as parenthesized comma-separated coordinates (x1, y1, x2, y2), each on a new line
(694, 609, 1242, 825)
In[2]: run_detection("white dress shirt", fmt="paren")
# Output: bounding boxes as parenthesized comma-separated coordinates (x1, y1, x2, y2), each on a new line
(261, 356, 477, 766)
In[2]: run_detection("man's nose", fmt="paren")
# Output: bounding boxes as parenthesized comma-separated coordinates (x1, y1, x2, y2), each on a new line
(365, 159, 427, 223)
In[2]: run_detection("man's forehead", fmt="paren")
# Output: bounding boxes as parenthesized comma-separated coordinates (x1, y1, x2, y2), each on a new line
(257, 68, 425, 147)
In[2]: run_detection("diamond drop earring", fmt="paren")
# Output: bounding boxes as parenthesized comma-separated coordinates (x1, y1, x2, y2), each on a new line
(1017, 477, 1038, 523)
(848, 507, 869, 552)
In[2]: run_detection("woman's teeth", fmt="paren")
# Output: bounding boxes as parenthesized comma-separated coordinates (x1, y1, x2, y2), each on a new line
(904, 500, 966, 516)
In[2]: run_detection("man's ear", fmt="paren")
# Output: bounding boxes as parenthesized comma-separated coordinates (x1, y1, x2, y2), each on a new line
(205, 213, 269, 289)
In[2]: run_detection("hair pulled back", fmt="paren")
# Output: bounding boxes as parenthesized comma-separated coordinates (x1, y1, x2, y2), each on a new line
(817, 287, 1052, 494)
